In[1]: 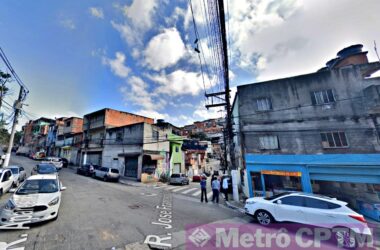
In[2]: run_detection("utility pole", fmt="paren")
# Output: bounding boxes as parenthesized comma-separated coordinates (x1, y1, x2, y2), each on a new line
(204, 0, 238, 201)
(3, 86, 24, 167)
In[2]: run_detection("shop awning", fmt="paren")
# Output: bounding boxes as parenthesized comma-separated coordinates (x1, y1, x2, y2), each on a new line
(145, 154, 165, 160)
(61, 146, 71, 150)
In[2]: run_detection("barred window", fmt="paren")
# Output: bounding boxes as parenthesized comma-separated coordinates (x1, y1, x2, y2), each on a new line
(255, 98, 272, 111)
(259, 135, 279, 149)
(311, 89, 335, 105)
(320, 132, 348, 148)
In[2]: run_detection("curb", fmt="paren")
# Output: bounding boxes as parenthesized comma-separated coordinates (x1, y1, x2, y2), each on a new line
(225, 201, 246, 213)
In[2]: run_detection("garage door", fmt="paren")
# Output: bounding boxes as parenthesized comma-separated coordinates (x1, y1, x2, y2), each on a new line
(125, 156, 138, 178)
(87, 153, 101, 166)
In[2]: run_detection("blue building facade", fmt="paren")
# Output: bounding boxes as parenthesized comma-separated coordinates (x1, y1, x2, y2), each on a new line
(246, 154, 380, 220)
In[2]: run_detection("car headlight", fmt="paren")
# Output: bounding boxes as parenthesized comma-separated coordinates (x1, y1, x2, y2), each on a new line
(48, 197, 60, 206)
(245, 201, 255, 205)
(4, 199, 16, 210)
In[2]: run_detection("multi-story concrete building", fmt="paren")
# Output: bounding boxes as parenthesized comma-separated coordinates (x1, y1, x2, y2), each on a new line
(56, 117, 83, 164)
(102, 122, 171, 180)
(233, 44, 380, 210)
(81, 108, 154, 166)
(21, 117, 55, 153)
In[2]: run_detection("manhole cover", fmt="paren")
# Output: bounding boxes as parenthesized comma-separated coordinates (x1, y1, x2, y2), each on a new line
(128, 204, 142, 209)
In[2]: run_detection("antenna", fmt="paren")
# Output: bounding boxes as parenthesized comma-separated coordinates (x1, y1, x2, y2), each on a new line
(374, 40, 380, 62)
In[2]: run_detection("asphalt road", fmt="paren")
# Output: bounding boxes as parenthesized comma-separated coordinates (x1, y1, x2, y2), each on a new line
(0, 155, 247, 250)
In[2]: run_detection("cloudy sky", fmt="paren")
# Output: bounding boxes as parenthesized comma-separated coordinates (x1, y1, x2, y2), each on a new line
(1, 0, 380, 128)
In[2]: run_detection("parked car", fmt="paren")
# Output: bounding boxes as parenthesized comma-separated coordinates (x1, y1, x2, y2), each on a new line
(192, 175, 201, 182)
(244, 192, 371, 248)
(31, 151, 46, 160)
(0, 168, 15, 196)
(31, 164, 58, 176)
(93, 167, 120, 182)
(7, 166, 27, 186)
(0, 148, 5, 165)
(76, 164, 100, 176)
(41, 157, 63, 170)
(170, 173, 189, 185)
(0, 174, 66, 225)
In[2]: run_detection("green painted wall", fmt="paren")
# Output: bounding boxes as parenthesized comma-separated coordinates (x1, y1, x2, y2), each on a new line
(168, 134, 183, 165)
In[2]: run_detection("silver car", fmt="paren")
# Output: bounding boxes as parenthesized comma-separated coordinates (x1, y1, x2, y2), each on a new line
(169, 173, 189, 185)
(94, 167, 120, 182)
(7, 166, 27, 186)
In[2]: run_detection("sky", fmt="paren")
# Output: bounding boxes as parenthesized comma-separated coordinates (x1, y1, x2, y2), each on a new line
(0, 0, 380, 129)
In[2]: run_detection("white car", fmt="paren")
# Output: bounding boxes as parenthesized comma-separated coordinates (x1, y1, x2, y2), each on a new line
(245, 192, 371, 248)
(41, 157, 63, 170)
(7, 166, 27, 186)
(94, 167, 120, 182)
(0, 174, 66, 226)
(0, 168, 15, 196)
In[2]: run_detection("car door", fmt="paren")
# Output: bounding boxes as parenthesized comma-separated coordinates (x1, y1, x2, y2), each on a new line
(19, 167, 26, 180)
(1, 170, 12, 192)
(274, 195, 306, 223)
(303, 197, 339, 226)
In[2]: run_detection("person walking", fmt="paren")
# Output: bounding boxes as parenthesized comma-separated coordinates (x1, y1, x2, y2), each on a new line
(200, 176, 208, 203)
(211, 177, 220, 203)
(222, 176, 229, 201)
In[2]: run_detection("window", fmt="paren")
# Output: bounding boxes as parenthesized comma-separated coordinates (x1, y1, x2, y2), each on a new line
(304, 197, 340, 209)
(152, 130, 159, 141)
(255, 98, 272, 111)
(320, 132, 348, 148)
(311, 89, 335, 105)
(116, 132, 123, 142)
(66, 121, 71, 127)
(259, 135, 279, 149)
(175, 146, 179, 152)
(279, 196, 305, 206)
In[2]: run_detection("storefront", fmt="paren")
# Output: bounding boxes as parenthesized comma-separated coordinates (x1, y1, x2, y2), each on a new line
(246, 154, 380, 220)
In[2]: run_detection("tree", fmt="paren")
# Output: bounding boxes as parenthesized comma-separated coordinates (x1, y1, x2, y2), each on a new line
(0, 70, 11, 111)
(0, 121, 10, 146)
(14, 131, 22, 145)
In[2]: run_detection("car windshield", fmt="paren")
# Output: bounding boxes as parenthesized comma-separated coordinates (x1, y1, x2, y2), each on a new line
(264, 192, 292, 201)
(37, 164, 57, 174)
(111, 169, 119, 173)
(171, 174, 180, 178)
(9, 168, 19, 174)
(16, 179, 59, 194)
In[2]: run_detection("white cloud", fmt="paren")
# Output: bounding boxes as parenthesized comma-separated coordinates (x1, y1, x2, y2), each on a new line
(122, 0, 158, 30)
(144, 28, 186, 70)
(60, 19, 76, 30)
(137, 109, 169, 120)
(111, 0, 158, 46)
(131, 48, 140, 59)
(89, 7, 104, 19)
(193, 102, 224, 121)
(120, 76, 166, 111)
(102, 52, 130, 78)
(228, 0, 380, 82)
(148, 70, 212, 96)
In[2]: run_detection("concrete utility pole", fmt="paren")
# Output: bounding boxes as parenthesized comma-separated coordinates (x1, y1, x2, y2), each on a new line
(3, 86, 24, 167)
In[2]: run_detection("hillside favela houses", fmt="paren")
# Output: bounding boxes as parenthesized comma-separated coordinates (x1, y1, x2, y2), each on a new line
(18, 108, 223, 182)
(232, 44, 380, 213)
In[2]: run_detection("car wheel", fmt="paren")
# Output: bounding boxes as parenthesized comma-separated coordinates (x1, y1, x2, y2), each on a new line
(334, 227, 356, 249)
(103, 176, 108, 182)
(0, 188, 3, 196)
(13, 180, 19, 188)
(255, 210, 273, 226)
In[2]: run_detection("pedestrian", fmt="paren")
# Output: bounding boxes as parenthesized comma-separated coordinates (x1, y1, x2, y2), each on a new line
(211, 177, 220, 203)
(222, 176, 229, 201)
(200, 176, 208, 203)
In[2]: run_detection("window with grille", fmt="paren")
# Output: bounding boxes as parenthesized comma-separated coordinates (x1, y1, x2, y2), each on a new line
(116, 132, 123, 142)
(320, 132, 348, 148)
(311, 89, 335, 105)
(259, 135, 279, 149)
(255, 98, 272, 111)
(152, 130, 159, 141)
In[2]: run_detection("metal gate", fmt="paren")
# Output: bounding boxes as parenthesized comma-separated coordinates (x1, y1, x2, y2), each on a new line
(125, 156, 138, 178)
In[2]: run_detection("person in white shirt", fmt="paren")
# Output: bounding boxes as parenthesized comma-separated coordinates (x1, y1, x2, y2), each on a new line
(222, 177, 229, 201)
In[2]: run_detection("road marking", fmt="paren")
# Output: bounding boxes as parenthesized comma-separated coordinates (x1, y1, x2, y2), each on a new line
(182, 188, 197, 194)
(192, 190, 201, 196)
(172, 187, 188, 192)
(165, 186, 178, 190)
(153, 186, 163, 189)
(207, 191, 213, 199)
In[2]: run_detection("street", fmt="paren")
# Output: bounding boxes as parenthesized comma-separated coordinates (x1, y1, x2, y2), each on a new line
(0, 155, 248, 249)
